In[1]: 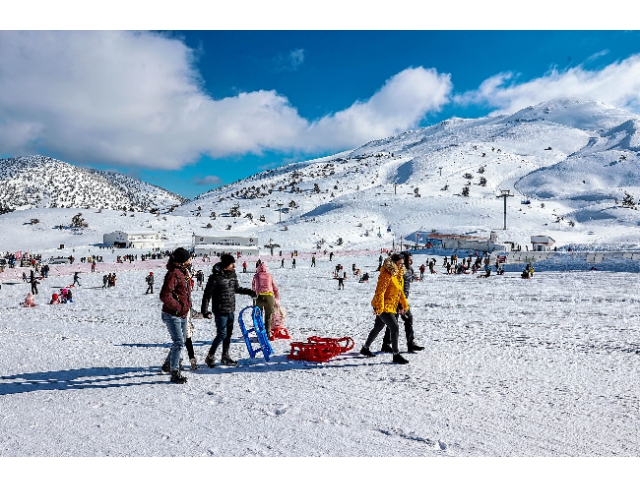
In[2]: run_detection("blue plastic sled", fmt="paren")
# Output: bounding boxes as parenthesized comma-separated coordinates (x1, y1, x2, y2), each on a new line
(238, 305, 273, 362)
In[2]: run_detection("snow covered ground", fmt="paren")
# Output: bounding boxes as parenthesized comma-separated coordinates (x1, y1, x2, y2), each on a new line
(1, 253, 639, 457)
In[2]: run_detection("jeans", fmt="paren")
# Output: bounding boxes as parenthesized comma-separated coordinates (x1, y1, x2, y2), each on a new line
(208, 312, 235, 358)
(162, 312, 187, 371)
(364, 312, 400, 354)
(383, 309, 415, 347)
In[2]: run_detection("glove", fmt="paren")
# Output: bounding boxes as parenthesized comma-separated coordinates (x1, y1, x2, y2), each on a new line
(204, 312, 212, 319)
(251, 291, 258, 299)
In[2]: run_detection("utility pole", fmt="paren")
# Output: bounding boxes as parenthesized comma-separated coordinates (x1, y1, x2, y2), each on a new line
(394, 183, 397, 195)
(497, 189, 514, 230)
(277, 203, 283, 223)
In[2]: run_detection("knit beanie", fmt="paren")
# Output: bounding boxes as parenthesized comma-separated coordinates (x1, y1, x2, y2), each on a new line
(219, 254, 236, 268)
(172, 247, 191, 264)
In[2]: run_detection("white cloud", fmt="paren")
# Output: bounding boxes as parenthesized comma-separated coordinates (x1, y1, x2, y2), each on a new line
(194, 175, 222, 186)
(276, 48, 306, 71)
(0, 32, 452, 169)
(455, 54, 640, 115)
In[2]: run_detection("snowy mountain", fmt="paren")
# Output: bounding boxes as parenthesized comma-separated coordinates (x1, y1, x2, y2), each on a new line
(2, 97, 640, 254)
(0, 155, 188, 212)
(175, 97, 640, 251)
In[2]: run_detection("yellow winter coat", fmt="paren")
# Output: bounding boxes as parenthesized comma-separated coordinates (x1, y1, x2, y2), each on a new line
(371, 257, 409, 314)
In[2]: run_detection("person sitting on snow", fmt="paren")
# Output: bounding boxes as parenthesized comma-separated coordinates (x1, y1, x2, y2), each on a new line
(50, 293, 61, 305)
(23, 292, 36, 307)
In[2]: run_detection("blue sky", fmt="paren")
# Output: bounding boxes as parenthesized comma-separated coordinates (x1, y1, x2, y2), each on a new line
(1, 30, 640, 198)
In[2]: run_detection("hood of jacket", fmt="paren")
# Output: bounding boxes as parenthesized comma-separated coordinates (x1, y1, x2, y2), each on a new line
(382, 257, 402, 277)
(256, 262, 269, 274)
(212, 262, 236, 279)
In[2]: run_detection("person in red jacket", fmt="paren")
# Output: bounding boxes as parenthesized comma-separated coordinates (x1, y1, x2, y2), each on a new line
(159, 247, 192, 384)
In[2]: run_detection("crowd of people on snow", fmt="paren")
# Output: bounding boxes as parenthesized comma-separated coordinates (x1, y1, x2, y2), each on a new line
(7, 239, 539, 385)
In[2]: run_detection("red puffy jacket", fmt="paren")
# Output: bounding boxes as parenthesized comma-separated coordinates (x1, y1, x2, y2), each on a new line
(160, 260, 192, 318)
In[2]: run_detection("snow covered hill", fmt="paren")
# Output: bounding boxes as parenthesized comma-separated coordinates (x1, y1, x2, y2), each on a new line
(3, 97, 640, 255)
(175, 97, 640, 251)
(0, 155, 188, 212)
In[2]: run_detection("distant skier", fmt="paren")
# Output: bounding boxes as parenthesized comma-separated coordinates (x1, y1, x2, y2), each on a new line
(338, 272, 345, 290)
(91, 262, 96, 273)
(419, 264, 426, 280)
(145, 272, 154, 294)
(73, 272, 81, 287)
(281, 258, 285, 268)
(242, 261, 247, 273)
(311, 255, 316, 267)
(102, 274, 108, 288)
(329, 252, 334, 262)
(292, 258, 296, 269)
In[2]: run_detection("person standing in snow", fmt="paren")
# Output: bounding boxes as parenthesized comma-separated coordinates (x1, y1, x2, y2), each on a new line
(311, 255, 316, 267)
(338, 272, 345, 290)
(329, 252, 334, 261)
(201, 254, 256, 368)
(292, 257, 296, 268)
(380, 252, 424, 354)
(360, 253, 410, 364)
(280, 258, 285, 268)
(159, 248, 192, 384)
(252, 262, 280, 336)
(29, 271, 39, 295)
(91, 261, 96, 273)
(419, 263, 426, 280)
(73, 272, 81, 287)
(145, 272, 154, 294)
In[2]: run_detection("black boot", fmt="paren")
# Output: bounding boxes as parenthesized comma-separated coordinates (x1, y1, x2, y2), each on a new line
(392, 353, 409, 364)
(408, 342, 425, 353)
(170, 370, 188, 384)
(220, 354, 238, 366)
(360, 346, 375, 357)
(380, 343, 393, 353)
(161, 359, 170, 373)
(204, 354, 216, 368)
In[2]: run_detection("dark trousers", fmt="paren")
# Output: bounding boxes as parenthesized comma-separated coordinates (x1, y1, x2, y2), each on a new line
(146, 284, 153, 294)
(207, 312, 234, 358)
(31, 283, 38, 295)
(383, 309, 415, 348)
(364, 312, 400, 354)
(185, 337, 195, 359)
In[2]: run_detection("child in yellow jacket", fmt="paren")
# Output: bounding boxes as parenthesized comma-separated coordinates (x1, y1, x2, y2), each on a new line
(360, 253, 410, 364)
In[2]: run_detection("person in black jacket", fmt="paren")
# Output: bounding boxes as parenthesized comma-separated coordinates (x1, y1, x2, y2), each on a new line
(201, 254, 256, 367)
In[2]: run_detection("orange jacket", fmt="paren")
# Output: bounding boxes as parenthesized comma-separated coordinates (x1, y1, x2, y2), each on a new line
(371, 257, 409, 314)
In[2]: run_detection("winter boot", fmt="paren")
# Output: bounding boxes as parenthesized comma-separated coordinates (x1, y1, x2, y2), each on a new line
(162, 357, 182, 373)
(407, 342, 425, 353)
(380, 343, 394, 353)
(189, 358, 199, 370)
(220, 354, 238, 366)
(204, 354, 216, 368)
(360, 346, 375, 357)
(161, 359, 170, 373)
(170, 370, 188, 384)
(392, 353, 409, 365)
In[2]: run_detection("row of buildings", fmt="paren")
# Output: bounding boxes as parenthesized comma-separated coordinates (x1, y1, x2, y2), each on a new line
(103, 229, 556, 256)
(102, 231, 260, 255)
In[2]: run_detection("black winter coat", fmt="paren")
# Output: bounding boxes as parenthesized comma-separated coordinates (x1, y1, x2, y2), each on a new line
(201, 264, 255, 315)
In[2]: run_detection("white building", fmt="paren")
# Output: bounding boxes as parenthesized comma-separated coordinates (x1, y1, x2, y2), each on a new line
(192, 234, 260, 256)
(103, 230, 163, 249)
(531, 235, 556, 251)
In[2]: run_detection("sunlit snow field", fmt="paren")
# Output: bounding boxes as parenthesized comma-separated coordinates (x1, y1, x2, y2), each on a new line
(1, 254, 639, 456)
